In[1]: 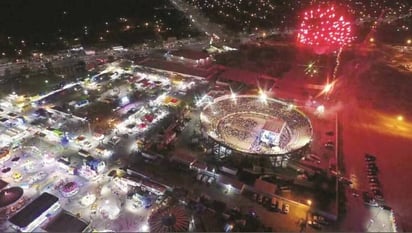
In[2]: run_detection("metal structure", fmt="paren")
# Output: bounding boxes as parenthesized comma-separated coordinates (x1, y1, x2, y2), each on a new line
(200, 94, 313, 168)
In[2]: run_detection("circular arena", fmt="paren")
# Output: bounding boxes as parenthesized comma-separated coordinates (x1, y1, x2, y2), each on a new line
(200, 95, 313, 157)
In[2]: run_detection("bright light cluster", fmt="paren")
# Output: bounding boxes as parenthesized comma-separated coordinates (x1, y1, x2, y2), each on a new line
(297, 5, 355, 53)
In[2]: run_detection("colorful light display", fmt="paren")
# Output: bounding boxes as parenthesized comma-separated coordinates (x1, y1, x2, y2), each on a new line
(297, 5, 355, 54)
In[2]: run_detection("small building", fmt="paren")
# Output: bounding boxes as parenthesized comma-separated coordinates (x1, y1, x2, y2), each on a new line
(136, 58, 216, 80)
(216, 175, 245, 194)
(84, 156, 106, 174)
(141, 180, 167, 196)
(190, 160, 208, 172)
(9, 192, 60, 232)
(43, 210, 90, 232)
(84, 50, 96, 56)
(254, 178, 277, 195)
(218, 67, 277, 87)
(170, 153, 196, 167)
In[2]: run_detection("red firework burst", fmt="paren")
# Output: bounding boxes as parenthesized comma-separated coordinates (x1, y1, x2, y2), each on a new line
(297, 5, 354, 54)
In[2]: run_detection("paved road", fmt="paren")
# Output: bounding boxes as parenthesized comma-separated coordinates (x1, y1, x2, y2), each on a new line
(334, 50, 410, 231)
(168, 0, 229, 39)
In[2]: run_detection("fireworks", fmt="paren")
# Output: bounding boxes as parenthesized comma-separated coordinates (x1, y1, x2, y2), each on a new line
(305, 61, 319, 77)
(297, 5, 355, 54)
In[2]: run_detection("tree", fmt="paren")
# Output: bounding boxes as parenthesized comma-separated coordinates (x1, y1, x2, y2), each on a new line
(75, 60, 86, 73)
(108, 55, 115, 63)
(45, 62, 54, 74)
(19, 65, 30, 75)
(4, 68, 10, 77)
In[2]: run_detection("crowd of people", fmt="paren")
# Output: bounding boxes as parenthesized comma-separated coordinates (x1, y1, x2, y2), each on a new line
(221, 124, 250, 141)
(218, 114, 260, 143)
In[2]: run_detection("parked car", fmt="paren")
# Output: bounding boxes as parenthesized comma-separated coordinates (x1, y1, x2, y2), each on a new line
(365, 153, 376, 159)
(75, 135, 86, 143)
(282, 203, 290, 214)
(313, 215, 329, 225)
(370, 183, 380, 188)
(279, 186, 291, 192)
(365, 199, 379, 207)
(252, 193, 258, 201)
(270, 197, 278, 210)
(374, 194, 384, 200)
(307, 154, 321, 162)
(372, 189, 383, 196)
(369, 177, 380, 184)
(108, 136, 121, 146)
(362, 191, 372, 202)
(367, 163, 378, 169)
(367, 167, 379, 172)
(12, 171, 23, 182)
(368, 170, 378, 176)
(257, 194, 263, 204)
(1, 167, 11, 173)
(365, 156, 376, 162)
(367, 174, 378, 179)
(196, 173, 203, 181)
(83, 140, 92, 149)
(202, 175, 209, 183)
(308, 220, 322, 230)
(126, 108, 138, 115)
(324, 142, 334, 149)
(370, 185, 381, 191)
(33, 131, 46, 137)
(339, 177, 353, 185)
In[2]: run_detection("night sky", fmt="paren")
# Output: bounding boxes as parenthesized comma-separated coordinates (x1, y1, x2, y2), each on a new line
(0, 0, 195, 53)
(0, 0, 159, 35)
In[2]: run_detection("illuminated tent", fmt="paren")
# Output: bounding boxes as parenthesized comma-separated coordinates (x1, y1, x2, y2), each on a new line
(148, 206, 189, 232)
(0, 187, 24, 208)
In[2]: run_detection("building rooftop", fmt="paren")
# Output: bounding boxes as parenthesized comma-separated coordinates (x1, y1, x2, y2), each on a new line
(137, 58, 214, 78)
(44, 211, 89, 232)
(170, 152, 196, 166)
(218, 67, 277, 87)
(217, 174, 245, 191)
(170, 49, 210, 60)
(9, 192, 59, 228)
